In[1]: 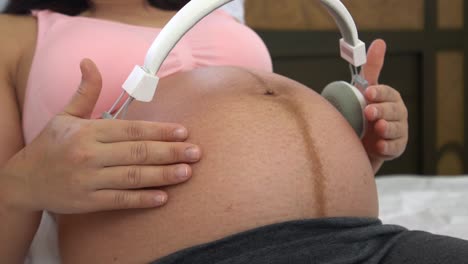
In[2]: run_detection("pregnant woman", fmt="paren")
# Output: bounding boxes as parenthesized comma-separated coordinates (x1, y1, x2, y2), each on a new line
(0, 0, 428, 263)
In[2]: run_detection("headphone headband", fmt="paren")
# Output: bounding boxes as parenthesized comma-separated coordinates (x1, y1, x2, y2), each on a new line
(319, 0, 367, 67)
(319, 0, 358, 46)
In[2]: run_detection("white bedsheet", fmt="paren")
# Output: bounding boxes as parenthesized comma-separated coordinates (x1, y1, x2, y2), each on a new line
(376, 175, 468, 240)
(26, 175, 468, 263)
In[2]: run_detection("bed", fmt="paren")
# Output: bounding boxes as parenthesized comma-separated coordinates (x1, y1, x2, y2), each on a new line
(377, 175, 468, 240)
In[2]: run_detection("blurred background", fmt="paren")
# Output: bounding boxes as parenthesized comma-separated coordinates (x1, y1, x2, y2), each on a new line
(1, 0, 466, 176)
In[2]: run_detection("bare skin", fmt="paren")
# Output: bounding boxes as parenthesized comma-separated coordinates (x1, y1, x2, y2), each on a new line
(0, 14, 42, 264)
(57, 66, 378, 263)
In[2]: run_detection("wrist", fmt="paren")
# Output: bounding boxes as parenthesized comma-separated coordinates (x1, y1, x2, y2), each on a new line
(0, 163, 36, 214)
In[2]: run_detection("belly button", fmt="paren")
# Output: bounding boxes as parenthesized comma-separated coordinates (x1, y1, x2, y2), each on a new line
(264, 89, 276, 96)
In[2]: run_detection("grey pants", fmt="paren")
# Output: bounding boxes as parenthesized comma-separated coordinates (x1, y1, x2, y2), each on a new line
(150, 218, 468, 264)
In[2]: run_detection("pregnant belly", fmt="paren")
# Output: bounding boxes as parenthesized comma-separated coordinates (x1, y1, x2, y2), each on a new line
(57, 67, 377, 264)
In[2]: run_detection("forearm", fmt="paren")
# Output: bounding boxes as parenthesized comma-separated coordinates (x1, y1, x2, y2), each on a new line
(0, 168, 42, 264)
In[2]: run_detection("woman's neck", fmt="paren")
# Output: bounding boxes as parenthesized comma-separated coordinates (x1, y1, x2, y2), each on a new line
(81, 0, 177, 27)
(90, 0, 149, 14)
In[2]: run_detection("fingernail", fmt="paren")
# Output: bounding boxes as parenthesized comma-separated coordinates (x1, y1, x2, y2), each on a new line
(175, 165, 190, 180)
(173, 128, 188, 139)
(154, 194, 167, 205)
(185, 147, 201, 161)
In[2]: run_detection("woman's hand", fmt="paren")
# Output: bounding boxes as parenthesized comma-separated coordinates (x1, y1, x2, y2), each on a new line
(1, 59, 201, 214)
(361, 39, 409, 172)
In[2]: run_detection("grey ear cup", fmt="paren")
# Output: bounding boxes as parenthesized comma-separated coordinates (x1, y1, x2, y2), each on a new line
(321, 81, 367, 138)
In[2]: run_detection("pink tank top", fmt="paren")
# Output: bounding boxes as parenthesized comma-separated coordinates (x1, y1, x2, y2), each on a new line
(23, 9, 273, 143)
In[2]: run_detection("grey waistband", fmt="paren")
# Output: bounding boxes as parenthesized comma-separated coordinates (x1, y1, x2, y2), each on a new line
(150, 218, 407, 264)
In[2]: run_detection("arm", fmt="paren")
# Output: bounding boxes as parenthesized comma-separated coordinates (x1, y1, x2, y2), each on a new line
(0, 176, 42, 264)
(0, 15, 41, 264)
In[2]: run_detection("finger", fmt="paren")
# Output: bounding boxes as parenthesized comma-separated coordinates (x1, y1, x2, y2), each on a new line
(374, 120, 406, 140)
(62, 59, 103, 118)
(376, 139, 406, 158)
(94, 164, 192, 190)
(362, 39, 387, 85)
(95, 119, 188, 143)
(92, 189, 168, 210)
(99, 141, 202, 167)
(364, 102, 406, 122)
(364, 85, 401, 103)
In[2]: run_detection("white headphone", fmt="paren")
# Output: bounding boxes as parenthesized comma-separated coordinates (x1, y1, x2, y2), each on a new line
(102, 0, 369, 138)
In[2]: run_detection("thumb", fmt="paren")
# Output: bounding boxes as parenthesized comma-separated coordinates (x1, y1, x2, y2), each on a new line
(62, 59, 103, 119)
(362, 39, 387, 86)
